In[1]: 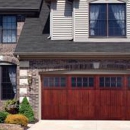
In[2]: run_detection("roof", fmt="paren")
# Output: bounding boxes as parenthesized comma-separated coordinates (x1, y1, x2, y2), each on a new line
(0, 0, 42, 10)
(15, 0, 130, 57)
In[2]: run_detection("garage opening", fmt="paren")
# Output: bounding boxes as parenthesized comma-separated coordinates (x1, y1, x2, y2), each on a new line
(41, 74, 130, 120)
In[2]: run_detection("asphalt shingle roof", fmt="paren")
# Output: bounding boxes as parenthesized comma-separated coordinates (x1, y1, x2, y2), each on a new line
(15, 1, 130, 55)
(0, 0, 42, 10)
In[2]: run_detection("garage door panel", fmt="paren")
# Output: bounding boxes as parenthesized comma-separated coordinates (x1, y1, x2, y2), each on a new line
(126, 91, 130, 106)
(98, 106, 111, 120)
(77, 106, 95, 119)
(111, 91, 124, 106)
(100, 90, 111, 106)
(41, 75, 127, 120)
(110, 106, 124, 119)
(42, 105, 53, 119)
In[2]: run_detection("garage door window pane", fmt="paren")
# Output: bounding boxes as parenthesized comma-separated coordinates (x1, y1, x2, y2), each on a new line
(72, 77, 76, 87)
(128, 77, 130, 88)
(111, 77, 116, 87)
(100, 77, 104, 87)
(49, 78, 54, 87)
(117, 77, 122, 87)
(55, 77, 59, 87)
(105, 77, 110, 87)
(43, 77, 49, 87)
(89, 77, 94, 87)
(77, 77, 82, 87)
(83, 78, 88, 87)
(61, 77, 66, 87)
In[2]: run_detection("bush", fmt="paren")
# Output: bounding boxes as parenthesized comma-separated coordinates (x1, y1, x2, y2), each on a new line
(4, 99, 19, 114)
(19, 97, 34, 122)
(0, 111, 9, 123)
(5, 114, 28, 127)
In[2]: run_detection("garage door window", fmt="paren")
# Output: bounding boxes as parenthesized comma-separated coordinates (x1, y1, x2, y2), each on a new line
(43, 77, 66, 88)
(71, 77, 94, 88)
(100, 77, 122, 88)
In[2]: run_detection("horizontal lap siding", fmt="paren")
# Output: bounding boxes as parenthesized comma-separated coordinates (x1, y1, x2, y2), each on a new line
(74, 0, 88, 42)
(127, 1, 130, 38)
(74, 0, 130, 42)
(51, 0, 72, 40)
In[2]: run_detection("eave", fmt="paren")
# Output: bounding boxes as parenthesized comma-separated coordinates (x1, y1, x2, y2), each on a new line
(14, 52, 130, 60)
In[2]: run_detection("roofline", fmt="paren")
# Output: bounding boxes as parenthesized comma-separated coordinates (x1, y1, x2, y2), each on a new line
(0, 8, 39, 11)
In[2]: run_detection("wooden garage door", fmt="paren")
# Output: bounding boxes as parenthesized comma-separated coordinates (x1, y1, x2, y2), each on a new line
(41, 75, 130, 120)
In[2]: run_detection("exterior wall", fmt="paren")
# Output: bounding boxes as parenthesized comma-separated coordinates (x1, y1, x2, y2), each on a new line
(0, 20, 24, 111)
(51, 0, 73, 40)
(19, 59, 130, 119)
(73, 0, 130, 42)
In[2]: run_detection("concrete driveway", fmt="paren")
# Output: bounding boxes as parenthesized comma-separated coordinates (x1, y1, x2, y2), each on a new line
(27, 120, 130, 130)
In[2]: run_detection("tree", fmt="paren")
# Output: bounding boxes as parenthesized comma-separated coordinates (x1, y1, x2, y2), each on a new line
(19, 97, 34, 122)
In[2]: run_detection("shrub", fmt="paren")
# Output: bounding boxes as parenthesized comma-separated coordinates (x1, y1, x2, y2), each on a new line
(0, 111, 9, 123)
(5, 114, 28, 127)
(4, 99, 19, 114)
(19, 97, 34, 122)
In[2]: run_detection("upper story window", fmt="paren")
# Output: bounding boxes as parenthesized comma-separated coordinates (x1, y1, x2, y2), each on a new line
(0, 16, 17, 43)
(89, 3, 126, 37)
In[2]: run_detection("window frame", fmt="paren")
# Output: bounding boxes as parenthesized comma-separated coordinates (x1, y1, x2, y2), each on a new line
(70, 76, 95, 89)
(89, 3, 126, 37)
(1, 65, 17, 100)
(42, 75, 67, 89)
(1, 15, 17, 43)
(99, 76, 123, 89)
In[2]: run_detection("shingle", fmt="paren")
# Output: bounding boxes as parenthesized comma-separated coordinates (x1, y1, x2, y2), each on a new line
(0, 0, 42, 10)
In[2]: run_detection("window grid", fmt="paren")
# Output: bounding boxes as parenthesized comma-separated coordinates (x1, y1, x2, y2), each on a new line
(43, 77, 66, 88)
(89, 3, 126, 37)
(99, 77, 122, 88)
(71, 77, 94, 88)
(1, 66, 15, 100)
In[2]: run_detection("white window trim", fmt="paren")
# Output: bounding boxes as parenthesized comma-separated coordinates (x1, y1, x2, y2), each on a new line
(88, 0, 127, 3)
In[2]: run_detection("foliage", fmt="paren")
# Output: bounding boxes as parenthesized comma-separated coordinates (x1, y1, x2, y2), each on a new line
(4, 99, 19, 114)
(19, 97, 34, 122)
(5, 114, 28, 127)
(0, 111, 9, 123)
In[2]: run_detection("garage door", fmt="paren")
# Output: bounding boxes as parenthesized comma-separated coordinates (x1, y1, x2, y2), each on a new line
(41, 75, 130, 120)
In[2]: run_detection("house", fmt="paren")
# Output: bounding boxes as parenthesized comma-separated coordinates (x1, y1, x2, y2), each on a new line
(1, 0, 130, 120)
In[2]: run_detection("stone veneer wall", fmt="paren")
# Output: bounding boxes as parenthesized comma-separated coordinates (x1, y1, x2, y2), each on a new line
(19, 59, 130, 119)
(0, 20, 24, 111)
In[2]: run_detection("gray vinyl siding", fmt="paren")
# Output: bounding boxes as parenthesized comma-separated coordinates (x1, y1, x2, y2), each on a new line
(51, 0, 72, 40)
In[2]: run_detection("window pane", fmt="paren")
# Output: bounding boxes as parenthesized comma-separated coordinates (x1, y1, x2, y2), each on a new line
(43, 77, 49, 87)
(128, 77, 130, 88)
(117, 77, 122, 87)
(49, 78, 54, 87)
(108, 4, 126, 36)
(1, 66, 16, 100)
(83, 77, 88, 87)
(111, 77, 116, 87)
(61, 77, 66, 87)
(55, 77, 59, 87)
(105, 77, 110, 87)
(100, 77, 104, 87)
(3, 16, 16, 43)
(89, 4, 107, 36)
(71, 77, 76, 87)
(89, 77, 94, 87)
(77, 77, 82, 87)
